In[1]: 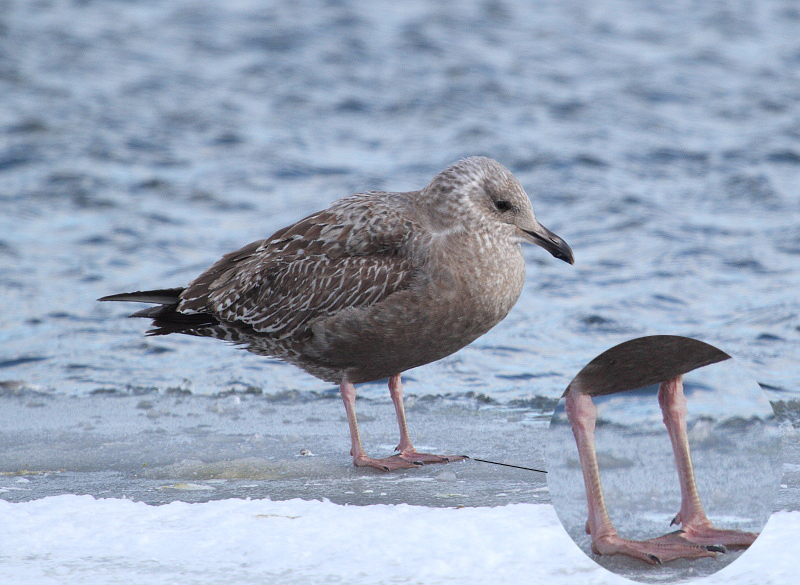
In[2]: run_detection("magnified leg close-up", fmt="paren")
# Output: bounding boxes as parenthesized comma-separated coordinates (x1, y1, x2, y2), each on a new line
(548, 335, 780, 579)
(566, 374, 757, 565)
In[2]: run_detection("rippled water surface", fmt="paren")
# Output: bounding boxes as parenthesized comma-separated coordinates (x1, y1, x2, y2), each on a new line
(3, 0, 798, 399)
(1, 1, 799, 516)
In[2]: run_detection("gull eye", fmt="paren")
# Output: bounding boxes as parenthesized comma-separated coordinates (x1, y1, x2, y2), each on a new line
(494, 200, 512, 212)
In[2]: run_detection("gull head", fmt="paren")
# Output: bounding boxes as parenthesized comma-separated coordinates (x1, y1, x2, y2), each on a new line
(421, 156, 574, 264)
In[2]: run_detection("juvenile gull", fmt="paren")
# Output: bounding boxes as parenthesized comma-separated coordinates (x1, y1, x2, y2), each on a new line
(100, 157, 574, 471)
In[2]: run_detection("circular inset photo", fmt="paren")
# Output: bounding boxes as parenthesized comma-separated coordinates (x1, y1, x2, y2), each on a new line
(546, 335, 781, 583)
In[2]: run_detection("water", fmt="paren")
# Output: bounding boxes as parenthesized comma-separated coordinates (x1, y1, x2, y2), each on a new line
(2, 0, 798, 402)
(1, 0, 799, 500)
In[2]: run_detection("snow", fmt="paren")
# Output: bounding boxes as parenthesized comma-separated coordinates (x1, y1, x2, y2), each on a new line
(0, 496, 796, 585)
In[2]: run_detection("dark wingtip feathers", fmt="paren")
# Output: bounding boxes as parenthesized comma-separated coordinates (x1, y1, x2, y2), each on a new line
(144, 311, 219, 336)
(99, 287, 218, 336)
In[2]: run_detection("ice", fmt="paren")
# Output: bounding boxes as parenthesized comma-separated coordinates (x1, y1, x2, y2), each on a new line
(0, 392, 551, 507)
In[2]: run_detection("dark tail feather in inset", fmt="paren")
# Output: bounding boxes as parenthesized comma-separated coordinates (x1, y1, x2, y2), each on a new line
(99, 287, 218, 336)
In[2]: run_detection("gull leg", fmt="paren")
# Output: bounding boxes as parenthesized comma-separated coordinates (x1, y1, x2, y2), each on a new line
(657, 376, 758, 548)
(389, 373, 415, 454)
(339, 378, 418, 471)
(387, 374, 466, 465)
(566, 386, 718, 564)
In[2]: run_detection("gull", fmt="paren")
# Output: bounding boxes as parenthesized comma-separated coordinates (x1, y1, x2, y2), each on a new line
(100, 157, 574, 470)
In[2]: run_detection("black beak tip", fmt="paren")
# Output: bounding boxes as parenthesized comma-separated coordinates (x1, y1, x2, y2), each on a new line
(546, 236, 575, 265)
(521, 226, 575, 265)
(558, 245, 575, 265)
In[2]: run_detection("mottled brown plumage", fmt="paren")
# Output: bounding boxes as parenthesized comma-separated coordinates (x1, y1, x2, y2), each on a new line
(101, 156, 574, 470)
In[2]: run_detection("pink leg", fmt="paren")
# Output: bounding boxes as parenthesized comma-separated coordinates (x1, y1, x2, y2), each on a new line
(387, 374, 465, 465)
(389, 374, 415, 453)
(566, 386, 718, 564)
(339, 378, 418, 471)
(658, 376, 758, 548)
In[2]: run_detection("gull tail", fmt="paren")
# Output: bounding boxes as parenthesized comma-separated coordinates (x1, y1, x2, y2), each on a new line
(98, 287, 218, 336)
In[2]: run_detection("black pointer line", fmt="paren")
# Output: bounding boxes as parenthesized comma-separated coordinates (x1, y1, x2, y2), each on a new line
(466, 456, 547, 473)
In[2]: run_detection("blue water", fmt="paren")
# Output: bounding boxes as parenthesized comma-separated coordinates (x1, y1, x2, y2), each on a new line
(1, 0, 798, 408)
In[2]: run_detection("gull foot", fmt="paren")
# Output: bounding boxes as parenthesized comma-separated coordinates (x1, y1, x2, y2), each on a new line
(395, 450, 468, 465)
(353, 454, 423, 471)
(354, 451, 467, 471)
(670, 519, 758, 549)
(592, 533, 721, 565)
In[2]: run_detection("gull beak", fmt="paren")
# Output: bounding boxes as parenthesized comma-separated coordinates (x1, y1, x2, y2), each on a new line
(520, 222, 575, 265)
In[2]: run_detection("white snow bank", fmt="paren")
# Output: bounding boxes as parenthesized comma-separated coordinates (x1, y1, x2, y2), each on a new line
(0, 496, 795, 585)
